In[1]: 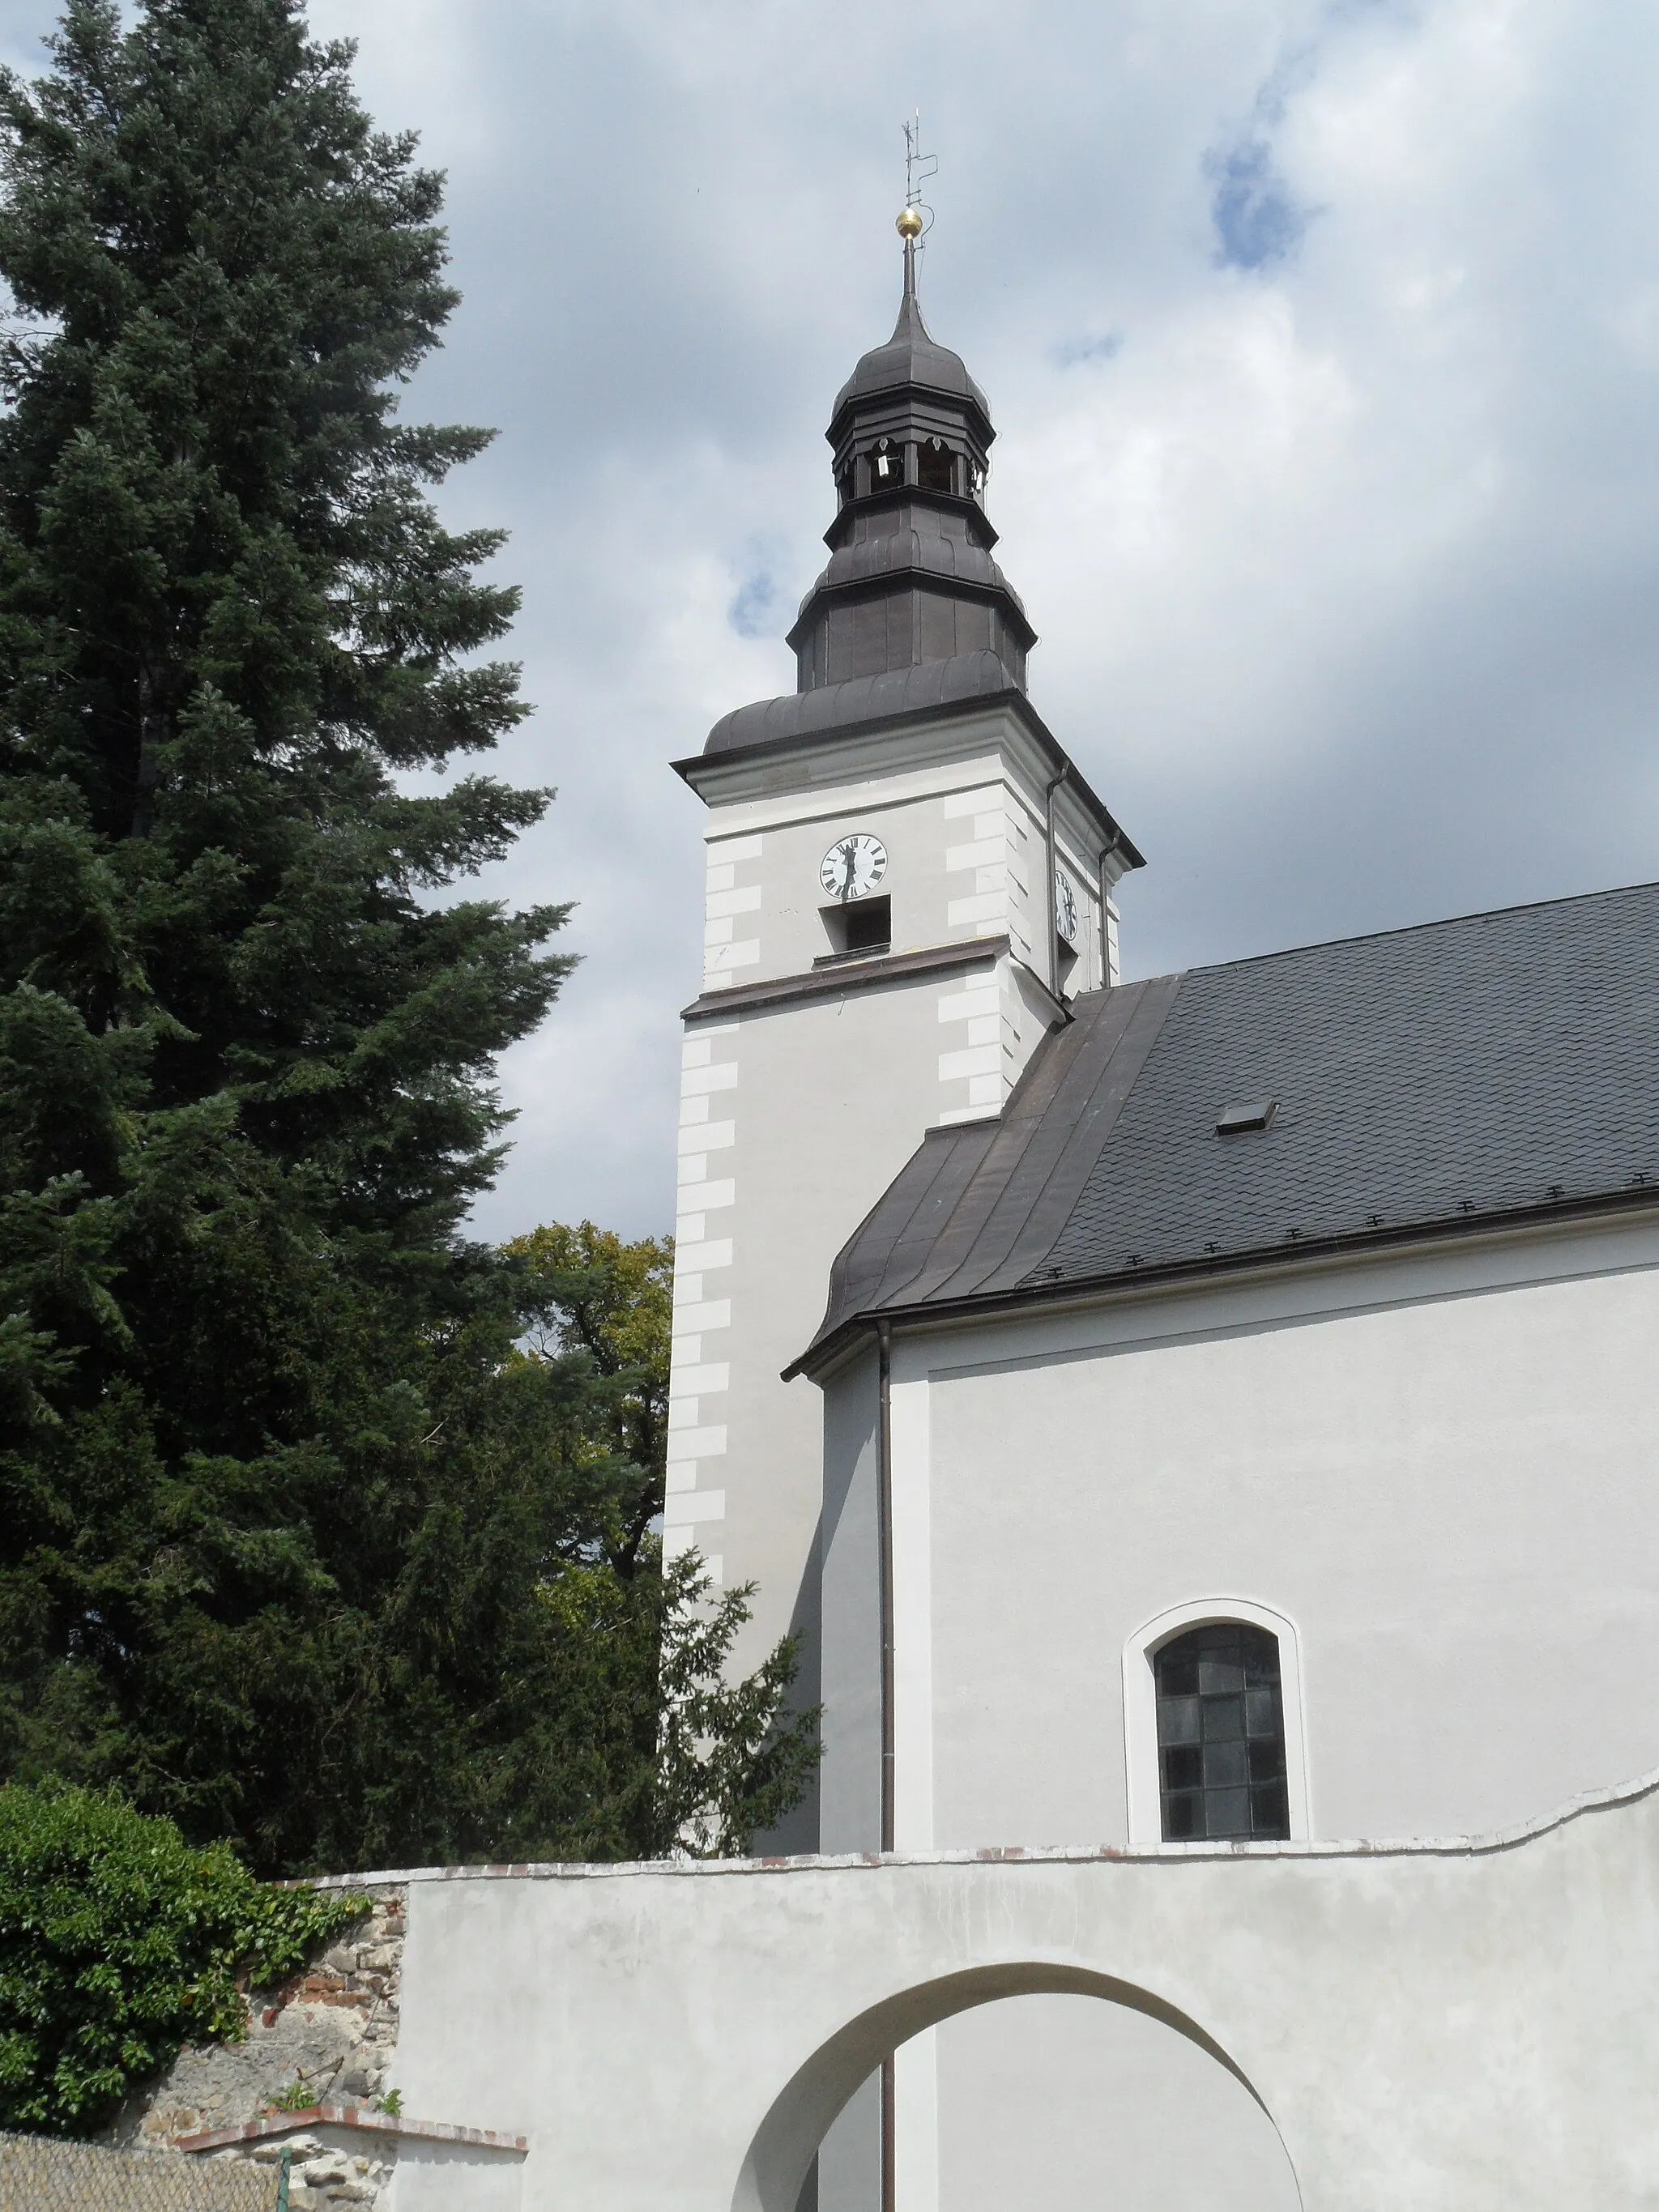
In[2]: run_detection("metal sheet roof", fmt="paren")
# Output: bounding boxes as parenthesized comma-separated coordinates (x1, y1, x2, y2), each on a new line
(795, 879, 1659, 1372)
(699, 650, 1020, 757)
(830, 287, 992, 424)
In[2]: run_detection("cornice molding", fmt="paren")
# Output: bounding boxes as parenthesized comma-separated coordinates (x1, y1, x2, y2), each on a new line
(682, 935, 1010, 1021)
(677, 692, 1143, 868)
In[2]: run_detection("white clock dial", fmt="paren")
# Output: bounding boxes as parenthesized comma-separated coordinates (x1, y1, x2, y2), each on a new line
(821, 833, 888, 902)
(1055, 875, 1078, 944)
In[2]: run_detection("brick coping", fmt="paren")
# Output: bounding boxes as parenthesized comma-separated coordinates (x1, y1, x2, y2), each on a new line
(175, 2108, 527, 2156)
(296, 1755, 1659, 1889)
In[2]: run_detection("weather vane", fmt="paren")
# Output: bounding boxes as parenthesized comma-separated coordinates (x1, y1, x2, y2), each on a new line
(899, 112, 937, 248)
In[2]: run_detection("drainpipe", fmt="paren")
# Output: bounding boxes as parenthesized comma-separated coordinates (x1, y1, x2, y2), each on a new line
(876, 1318, 897, 2212)
(881, 2053, 897, 2212)
(876, 1318, 895, 1852)
(1044, 764, 1069, 1004)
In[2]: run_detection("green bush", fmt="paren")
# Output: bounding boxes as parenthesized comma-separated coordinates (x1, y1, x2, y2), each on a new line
(0, 1782, 365, 2134)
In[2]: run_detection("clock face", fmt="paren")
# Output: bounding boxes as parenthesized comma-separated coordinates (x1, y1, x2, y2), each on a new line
(821, 833, 888, 903)
(1055, 875, 1078, 944)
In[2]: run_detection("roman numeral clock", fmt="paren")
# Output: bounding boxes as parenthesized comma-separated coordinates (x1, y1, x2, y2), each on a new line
(820, 833, 888, 903)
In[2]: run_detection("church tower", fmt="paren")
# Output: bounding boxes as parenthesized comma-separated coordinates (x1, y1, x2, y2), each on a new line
(666, 214, 1141, 1831)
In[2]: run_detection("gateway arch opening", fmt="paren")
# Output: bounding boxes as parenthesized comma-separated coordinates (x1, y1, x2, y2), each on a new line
(739, 1967, 1301, 2212)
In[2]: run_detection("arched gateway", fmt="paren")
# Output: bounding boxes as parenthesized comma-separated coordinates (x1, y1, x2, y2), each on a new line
(340, 1763, 1659, 2212)
(735, 1962, 1293, 2212)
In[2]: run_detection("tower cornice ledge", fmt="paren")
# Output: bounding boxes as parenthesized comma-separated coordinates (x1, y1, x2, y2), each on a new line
(680, 934, 1012, 1023)
(677, 657, 1144, 867)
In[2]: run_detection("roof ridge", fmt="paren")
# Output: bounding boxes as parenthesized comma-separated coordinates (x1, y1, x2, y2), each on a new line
(1157, 875, 1659, 985)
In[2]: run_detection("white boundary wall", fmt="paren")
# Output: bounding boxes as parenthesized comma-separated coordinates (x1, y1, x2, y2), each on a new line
(326, 1759, 1659, 2212)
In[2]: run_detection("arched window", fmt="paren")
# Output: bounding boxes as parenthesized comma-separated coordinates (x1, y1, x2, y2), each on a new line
(1154, 1623, 1289, 1841)
(1122, 1600, 1311, 1847)
(916, 437, 955, 492)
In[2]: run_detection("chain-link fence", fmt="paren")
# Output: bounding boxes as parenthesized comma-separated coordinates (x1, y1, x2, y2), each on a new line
(0, 2131, 283, 2212)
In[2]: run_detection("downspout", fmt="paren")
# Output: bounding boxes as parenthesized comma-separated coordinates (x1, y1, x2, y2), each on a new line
(876, 1318, 897, 2212)
(881, 2051, 897, 2212)
(1044, 765, 1069, 1004)
(876, 1317, 896, 1851)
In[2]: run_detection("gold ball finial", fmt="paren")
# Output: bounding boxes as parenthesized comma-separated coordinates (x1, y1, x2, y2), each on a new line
(896, 206, 923, 241)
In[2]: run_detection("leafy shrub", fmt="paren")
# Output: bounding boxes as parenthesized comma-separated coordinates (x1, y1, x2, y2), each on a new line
(0, 1782, 365, 2134)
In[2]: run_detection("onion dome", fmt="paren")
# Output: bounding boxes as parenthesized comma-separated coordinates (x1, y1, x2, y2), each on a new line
(830, 278, 992, 423)
(786, 217, 1036, 697)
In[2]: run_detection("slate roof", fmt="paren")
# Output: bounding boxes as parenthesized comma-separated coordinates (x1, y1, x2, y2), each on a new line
(793, 880, 1659, 1374)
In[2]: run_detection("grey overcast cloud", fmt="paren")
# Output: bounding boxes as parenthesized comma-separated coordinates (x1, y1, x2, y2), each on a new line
(7, 0, 1658, 1242)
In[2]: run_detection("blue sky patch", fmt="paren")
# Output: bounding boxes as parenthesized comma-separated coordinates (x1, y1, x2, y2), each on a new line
(1055, 331, 1124, 367)
(1208, 140, 1307, 271)
(728, 568, 780, 638)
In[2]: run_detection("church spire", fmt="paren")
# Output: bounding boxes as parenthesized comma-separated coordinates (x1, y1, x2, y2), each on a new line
(785, 208, 1036, 696)
(896, 202, 923, 334)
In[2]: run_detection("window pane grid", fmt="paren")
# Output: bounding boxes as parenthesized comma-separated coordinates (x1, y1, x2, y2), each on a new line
(1154, 1624, 1290, 1841)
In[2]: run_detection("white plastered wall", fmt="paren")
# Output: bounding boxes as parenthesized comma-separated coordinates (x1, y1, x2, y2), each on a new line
(382, 1778, 1659, 2212)
(906, 1211, 1659, 1852)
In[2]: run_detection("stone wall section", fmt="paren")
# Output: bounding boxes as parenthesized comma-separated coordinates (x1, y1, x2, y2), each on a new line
(197, 2122, 395, 2212)
(117, 1888, 407, 2210)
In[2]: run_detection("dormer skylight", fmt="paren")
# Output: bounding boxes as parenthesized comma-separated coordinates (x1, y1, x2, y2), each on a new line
(1217, 1099, 1277, 1136)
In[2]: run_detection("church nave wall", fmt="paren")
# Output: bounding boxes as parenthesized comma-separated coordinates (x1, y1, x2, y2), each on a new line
(834, 1211, 1659, 1856)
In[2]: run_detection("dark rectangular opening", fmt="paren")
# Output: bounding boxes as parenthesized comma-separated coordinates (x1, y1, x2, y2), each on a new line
(917, 441, 955, 493)
(818, 896, 891, 962)
(1216, 1098, 1276, 1136)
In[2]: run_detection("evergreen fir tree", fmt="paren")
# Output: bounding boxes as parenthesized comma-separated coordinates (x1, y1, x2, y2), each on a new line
(0, 0, 817, 1873)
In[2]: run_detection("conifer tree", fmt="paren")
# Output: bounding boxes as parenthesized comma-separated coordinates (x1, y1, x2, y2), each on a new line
(0, 0, 816, 1873)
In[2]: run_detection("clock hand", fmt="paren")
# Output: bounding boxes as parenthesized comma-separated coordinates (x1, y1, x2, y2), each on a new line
(841, 846, 857, 900)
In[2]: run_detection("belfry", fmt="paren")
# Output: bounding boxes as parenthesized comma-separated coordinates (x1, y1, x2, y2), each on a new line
(787, 219, 1034, 695)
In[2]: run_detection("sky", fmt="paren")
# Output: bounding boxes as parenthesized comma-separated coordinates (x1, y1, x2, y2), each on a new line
(5, 0, 1658, 1242)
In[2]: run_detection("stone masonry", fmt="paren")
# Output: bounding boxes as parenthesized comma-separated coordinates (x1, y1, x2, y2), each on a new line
(117, 1888, 407, 2210)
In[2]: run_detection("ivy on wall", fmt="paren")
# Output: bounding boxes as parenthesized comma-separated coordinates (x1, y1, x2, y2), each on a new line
(0, 1783, 365, 2135)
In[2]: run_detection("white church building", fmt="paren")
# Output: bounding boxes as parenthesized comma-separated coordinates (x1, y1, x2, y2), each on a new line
(654, 213, 1659, 2208)
(125, 219, 1659, 2212)
(229, 218, 1659, 2212)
